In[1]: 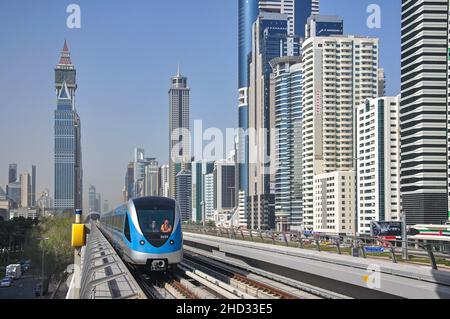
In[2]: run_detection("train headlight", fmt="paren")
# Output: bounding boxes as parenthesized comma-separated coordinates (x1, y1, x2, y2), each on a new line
(170, 240, 175, 245)
(140, 240, 145, 246)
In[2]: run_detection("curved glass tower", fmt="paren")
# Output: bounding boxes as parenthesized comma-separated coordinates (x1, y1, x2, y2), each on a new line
(238, 0, 259, 205)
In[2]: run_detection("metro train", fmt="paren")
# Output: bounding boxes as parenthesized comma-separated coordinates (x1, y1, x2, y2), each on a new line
(99, 197, 183, 272)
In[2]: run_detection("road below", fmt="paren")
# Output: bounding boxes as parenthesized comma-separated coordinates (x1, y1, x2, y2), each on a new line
(0, 271, 41, 299)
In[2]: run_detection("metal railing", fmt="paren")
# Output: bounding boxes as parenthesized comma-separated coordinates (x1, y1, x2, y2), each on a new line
(78, 224, 146, 299)
(183, 225, 450, 271)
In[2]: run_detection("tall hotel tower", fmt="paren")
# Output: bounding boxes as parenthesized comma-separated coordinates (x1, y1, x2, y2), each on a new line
(400, 0, 450, 225)
(169, 66, 190, 198)
(54, 41, 83, 211)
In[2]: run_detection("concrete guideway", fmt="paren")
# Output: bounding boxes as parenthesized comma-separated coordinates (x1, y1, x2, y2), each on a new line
(184, 232, 450, 299)
(67, 224, 147, 299)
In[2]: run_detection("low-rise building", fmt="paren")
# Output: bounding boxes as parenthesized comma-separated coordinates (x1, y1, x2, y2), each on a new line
(313, 171, 355, 236)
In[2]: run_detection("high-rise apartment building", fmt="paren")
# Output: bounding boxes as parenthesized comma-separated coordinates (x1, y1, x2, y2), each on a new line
(204, 173, 215, 222)
(356, 96, 401, 234)
(378, 68, 386, 97)
(54, 40, 83, 211)
(169, 66, 190, 199)
(302, 36, 380, 231)
(400, 0, 450, 225)
(270, 56, 303, 232)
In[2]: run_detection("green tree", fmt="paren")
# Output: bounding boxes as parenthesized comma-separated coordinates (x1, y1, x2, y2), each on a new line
(25, 214, 74, 279)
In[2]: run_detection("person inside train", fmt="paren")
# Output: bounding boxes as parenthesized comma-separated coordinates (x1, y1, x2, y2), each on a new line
(161, 219, 172, 233)
(150, 220, 158, 233)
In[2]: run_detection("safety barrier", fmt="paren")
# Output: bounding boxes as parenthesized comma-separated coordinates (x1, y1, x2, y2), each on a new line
(75, 224, 146, 299)
(183, 225, 450, 270)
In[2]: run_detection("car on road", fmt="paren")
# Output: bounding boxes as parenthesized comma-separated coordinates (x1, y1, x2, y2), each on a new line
(0, 277, 12, 288)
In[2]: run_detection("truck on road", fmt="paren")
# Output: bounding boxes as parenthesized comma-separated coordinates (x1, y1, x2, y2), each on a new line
(6, 264, 22, 280)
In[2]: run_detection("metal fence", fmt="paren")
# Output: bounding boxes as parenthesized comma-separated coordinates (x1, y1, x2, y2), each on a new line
(183, 225, 450, 270)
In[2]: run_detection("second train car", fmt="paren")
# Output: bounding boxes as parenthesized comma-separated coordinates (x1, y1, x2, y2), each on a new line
(99, 197, 183, 272)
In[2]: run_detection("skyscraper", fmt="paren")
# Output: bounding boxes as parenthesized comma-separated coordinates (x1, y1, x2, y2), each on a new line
(88, 185, 97, 213)
(30, 165, 36, 207)
(144, 158, 159, 197)
(301, 36, 380, 231)
(270, 56, 303, 232)
(158, 165, 170, 198)
(305, 14, 343, 38)
(169, 66, 190, 199)
(8, 164, 17, 184)
(400, 0, 450, 225)
(125, 162, 135, 201)
(204, 173, 215, 222)
(238, 0, 259, 229)
(20, 171, 31, 208)
(133, 148, 146, 197)
(95, 193, 101, 213)
(192, 161, 215, 223)
(259, 0, 319, 37)
(248, 12, 303, 230)
(213, 160, 236, 214)
(103, 200, 110, 214)
(54, 40, 83, 211)
(239, 1, 316, 230)
(175, 168, 192, 222)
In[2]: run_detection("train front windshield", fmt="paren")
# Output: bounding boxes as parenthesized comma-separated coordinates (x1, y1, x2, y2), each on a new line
(134, 198, 175, 247)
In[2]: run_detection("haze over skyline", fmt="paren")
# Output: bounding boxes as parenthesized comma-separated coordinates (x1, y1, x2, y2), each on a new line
(0, 0, 401, 210)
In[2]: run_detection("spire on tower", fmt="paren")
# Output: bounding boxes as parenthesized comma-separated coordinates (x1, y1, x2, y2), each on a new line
(177, 63, 181, 77)
(59, 39, 73, 65)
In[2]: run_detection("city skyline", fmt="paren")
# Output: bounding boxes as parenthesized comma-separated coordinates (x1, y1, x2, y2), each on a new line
(0, 0, 401, 210)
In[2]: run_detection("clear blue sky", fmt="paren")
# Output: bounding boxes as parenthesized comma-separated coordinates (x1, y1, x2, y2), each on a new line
(0, 0, 401, 209)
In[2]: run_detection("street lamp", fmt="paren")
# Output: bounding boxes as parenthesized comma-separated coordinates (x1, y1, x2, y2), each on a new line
(36, 237, 49, 298)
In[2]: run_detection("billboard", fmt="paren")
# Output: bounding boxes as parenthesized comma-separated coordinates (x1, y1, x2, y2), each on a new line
(370, 221, 403, 237)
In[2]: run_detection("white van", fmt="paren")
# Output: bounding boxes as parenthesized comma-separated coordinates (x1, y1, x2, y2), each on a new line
(5, 264, 22, 280)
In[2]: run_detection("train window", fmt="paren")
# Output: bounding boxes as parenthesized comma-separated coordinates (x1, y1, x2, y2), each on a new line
(124, 214, 131, 242)
(141, 213, 174, 247)
(134, 198, 176, 248)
